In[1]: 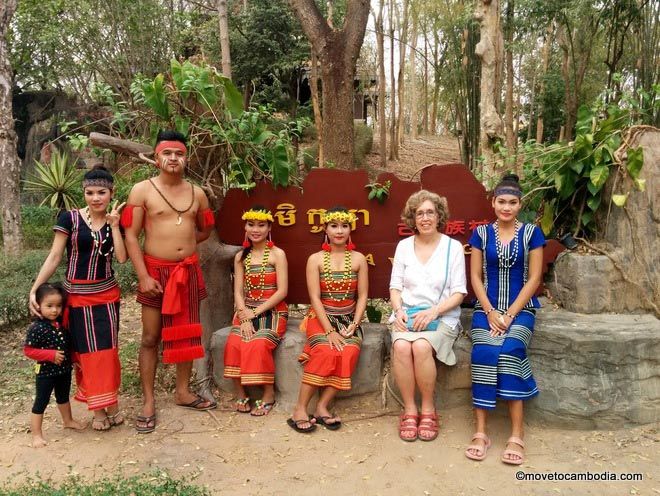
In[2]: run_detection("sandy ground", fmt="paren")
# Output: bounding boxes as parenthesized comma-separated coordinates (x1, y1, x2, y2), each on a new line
(1, 137, 658, 494)
(0, 298, 658, 495)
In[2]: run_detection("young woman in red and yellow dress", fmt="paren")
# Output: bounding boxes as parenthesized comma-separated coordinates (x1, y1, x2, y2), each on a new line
(223, 206, 288, 416)
(287, 207, 368, 433)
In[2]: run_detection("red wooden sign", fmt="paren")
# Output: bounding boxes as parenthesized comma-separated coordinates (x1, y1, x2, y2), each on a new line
(216, 164, 563, 303)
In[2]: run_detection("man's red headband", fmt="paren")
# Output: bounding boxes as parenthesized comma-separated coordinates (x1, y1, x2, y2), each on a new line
(154, 140, 187, 155)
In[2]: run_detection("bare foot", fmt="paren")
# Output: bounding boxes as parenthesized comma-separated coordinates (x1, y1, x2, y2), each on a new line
(31, 435, 48, 448)
(63, 419, 87, 431)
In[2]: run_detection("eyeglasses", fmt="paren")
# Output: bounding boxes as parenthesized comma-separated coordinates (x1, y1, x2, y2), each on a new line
(415, 210, 438, 219)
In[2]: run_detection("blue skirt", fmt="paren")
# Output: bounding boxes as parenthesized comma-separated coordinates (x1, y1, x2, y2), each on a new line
(470, 308, 538, 409)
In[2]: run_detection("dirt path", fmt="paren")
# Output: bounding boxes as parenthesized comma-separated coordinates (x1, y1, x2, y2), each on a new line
(365, 134, 463, 179)
(0, 299, 658, 495)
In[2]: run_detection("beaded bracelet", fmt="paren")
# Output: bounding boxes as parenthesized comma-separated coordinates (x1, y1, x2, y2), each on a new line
(239, 318, 251, 324)
(485, 308, 495, 315)
(504, 311, 515, 319)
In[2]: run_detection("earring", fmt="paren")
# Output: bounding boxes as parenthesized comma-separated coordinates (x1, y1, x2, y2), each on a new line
(266, 231, 274, 248)
(242, 233, 251, 248)
(347, 235, 356, 251)
(322, 234, 330, 252)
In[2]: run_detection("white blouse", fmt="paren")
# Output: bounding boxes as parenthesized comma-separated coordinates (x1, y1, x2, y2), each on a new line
(389, 234, 467, 328)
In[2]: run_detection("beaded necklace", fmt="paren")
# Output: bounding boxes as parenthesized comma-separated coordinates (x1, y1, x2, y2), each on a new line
(84, 207, 113, 257)
(322, 250, 352, 300)
(493, 220, 520, 269)
(244, 245, 270, 300)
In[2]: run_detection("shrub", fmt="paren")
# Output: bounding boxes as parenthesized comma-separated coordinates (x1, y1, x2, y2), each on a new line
(300, 122, 373, 169)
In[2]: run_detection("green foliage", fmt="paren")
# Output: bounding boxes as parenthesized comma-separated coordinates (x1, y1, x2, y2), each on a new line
(0, 250, 63, 329)
(366, 303, 383, 324)
(23, 151, 83, 210)
(519, 90, 655, 238)
(365, 180, 392, 204)
(353, 122, 374, 166)
(0, 472, 210, 496)
(20, 205, 59, 249)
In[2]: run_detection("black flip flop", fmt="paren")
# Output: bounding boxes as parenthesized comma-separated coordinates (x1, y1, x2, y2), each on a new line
(287, 415, 316, 433)
(135, 414, 156, 434)
(176, 394, 217, 411)
(315, 415, 342, 431)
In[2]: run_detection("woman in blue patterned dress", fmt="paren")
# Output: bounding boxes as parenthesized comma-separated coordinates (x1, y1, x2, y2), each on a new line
(464, 174, 545, 465)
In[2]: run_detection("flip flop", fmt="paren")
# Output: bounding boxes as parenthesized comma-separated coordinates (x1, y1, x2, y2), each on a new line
(135, 414, 156, 434)
(465, 432, 491, 461)
(250, 400, 275, 417)
(501, 436, 525, 465)
(287, 415, 316, 433)
(235, 397, 251, 413)
(176, 394, 217, 411)
(314, 415, 342, 431)
(91, 416, 111, 432)
(107, 411, 125, 427)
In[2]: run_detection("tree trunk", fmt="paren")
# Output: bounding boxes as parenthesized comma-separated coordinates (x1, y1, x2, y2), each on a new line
(535, 23, 553, 144)
(310, 50, 324, 167)
(410, 15, 418, 140)
(504, 0, 515, 152)
(216, 0, 232, 79)
(388, 0, 398, 160)
(396, 0, 410, 146)
(374, 1, 387, 169)
(430, 29, 440, 135)
(0, 0, 23, 255)
(423, 32, 429, 134)
(475, 0, 504, 182)
(289, 0, 370, 169)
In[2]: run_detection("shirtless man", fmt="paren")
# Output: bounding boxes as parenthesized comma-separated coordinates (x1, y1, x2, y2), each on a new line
(123, 130, 217, 433)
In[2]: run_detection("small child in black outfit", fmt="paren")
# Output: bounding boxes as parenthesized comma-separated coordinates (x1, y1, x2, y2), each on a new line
(24, 283, 86, 447)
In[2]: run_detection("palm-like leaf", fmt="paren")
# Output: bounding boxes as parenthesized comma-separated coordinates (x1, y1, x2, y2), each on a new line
(23, 151, 83, 210)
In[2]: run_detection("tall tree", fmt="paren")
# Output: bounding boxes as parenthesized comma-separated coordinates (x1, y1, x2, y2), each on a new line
(475, 0, 504, 181)
(216, 0, 232, 79)
(504, 0, 516, 152)
(0, 0, 22, 255)
(396, 0, 410, 146)
(288, 0, 370, 169)
(388, 0, 399, 160)
(373, 0, 387, 169)
(409, 10, 419, 139)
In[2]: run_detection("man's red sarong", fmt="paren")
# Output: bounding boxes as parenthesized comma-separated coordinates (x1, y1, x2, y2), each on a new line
(137, 253, 207, 364)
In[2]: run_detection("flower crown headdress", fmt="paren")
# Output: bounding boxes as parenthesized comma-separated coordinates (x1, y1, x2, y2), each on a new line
(241, 209, 274, 222)
(321, 210, 357, 225)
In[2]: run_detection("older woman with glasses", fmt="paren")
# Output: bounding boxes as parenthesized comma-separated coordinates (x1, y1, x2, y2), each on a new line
(389, 190, 467, 442)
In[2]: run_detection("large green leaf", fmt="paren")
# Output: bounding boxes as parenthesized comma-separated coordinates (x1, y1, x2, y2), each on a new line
(589, 166, 610, 189)
(612, 194, 628, 207)
(540, 200, 555, 236)
(219, 77, 244, 118)
(626, 146, 644, 179)
(142, 74, 170, 121)
(587, 194, 601, 212)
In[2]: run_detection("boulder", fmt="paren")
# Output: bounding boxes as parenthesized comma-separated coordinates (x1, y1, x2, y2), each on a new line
(210, 319, 388, 410)
(527, 308, 660, 429)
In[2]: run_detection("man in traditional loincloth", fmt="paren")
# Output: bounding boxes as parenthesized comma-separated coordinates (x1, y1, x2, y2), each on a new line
(122, 130, 217, 433)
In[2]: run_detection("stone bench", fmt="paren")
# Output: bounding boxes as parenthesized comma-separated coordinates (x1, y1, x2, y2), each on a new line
(209, 308, 660, 429)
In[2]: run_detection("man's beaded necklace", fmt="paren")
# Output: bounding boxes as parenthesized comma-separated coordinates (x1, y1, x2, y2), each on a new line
(244, 245, 270, 300)
(84, 207, 113, 257)
(322, 250, 352, 300)
(493, 220, 520, 269)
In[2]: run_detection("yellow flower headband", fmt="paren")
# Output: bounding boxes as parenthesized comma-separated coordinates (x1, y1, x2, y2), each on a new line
(322, 211, 357, 224)
(241, 209, 274, 222)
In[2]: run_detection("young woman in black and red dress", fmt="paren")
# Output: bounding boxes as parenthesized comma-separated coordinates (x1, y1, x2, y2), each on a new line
(30, 166, 127, 431)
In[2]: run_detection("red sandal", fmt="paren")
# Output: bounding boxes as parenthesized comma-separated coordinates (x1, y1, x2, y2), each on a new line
(398, 414, 419, 442)
(418, 412, 439, 442)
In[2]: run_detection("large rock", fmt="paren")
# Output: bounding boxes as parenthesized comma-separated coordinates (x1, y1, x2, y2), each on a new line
(547, 251, 641, 314)
(549, 130, 660, 316)
(210, 319, 388, 410)
(527, 308, 660, 429)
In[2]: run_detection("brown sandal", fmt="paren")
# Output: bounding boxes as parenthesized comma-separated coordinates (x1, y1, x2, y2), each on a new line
(418, 412, 439, 442)
(398, 414, 419, 442)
